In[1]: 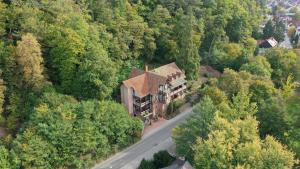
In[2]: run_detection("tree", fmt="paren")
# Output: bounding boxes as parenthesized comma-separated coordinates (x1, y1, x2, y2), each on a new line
(273, 20, 286, 42)
(281, 75, 299, 100)
(153, 150, 175, 168)
(173, 97, 217, 161)
(0, 1, 6, 38)
(257, 96, 289, 141)
(138, 159, 155, 169)
(264, 48, 297, 87)
(0, 74, 6, 125)
(73, 30, 118, 100)
(202, 86, 228, 105)
(0, 146, 12, 169)
(175, 10, 201, 80)
(193, 116, 296, 169)
(212, 43, 244, 70)
(248, 79, 277, 105)
(15, 33, 45, 90)
(263, 20, 274, 39)
(218, 69, 252, 98)
(11, 91, 143, 168)
(240, 56, 273, 78)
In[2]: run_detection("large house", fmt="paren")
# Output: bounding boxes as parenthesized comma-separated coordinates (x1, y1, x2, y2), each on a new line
(121, 63, 187, 119)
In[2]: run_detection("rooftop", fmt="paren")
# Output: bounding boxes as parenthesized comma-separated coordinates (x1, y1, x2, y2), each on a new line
(123, 62, 184, 97)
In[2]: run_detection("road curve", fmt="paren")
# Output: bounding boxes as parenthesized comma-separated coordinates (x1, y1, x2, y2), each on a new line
(92, 105, 193, 169)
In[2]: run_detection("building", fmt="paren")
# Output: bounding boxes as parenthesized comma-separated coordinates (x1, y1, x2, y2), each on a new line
(257, 37, 279, 54)
(258, 37, 278, 48)
(121, 63, 187, 119)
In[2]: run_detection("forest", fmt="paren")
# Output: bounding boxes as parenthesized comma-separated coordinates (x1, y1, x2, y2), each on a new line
(0, 0, 299, 168)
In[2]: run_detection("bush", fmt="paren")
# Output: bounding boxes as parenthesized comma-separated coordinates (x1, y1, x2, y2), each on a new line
(138, 159, 155, 169)
(166, 99, 185, 117)
(137, 151, 175, 169)
(153, 150, 175, 168)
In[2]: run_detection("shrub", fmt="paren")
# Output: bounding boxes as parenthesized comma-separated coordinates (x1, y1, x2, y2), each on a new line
(138, 159, 155, 169)
(166, 98, 185, 116)
(153, 150, 175, 168)
(137, 151, 175, 169)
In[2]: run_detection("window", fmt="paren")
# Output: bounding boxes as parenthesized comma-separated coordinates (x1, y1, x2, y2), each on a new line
(159, 85, 163, 91)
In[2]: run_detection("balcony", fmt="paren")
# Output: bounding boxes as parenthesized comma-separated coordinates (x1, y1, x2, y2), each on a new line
(170, 85, 186, 96)
(140, 109, 152, 117)
(133, 100, 151, 107)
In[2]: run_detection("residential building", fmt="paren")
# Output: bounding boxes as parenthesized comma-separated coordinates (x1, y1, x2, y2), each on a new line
(121, 63, 187, 119)
(258, 37, 278, 48)
(257, 37, 278, 54)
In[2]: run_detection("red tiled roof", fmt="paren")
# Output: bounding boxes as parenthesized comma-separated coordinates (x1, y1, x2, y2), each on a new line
(128, 68, 145, 79)
(123, 62, 183, 97)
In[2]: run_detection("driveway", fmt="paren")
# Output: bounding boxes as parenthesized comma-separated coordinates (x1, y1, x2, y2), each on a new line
(92, 104, 193, 169)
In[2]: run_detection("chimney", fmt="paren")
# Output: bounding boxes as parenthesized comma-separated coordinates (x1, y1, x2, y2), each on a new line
(145, 65, 148, 72)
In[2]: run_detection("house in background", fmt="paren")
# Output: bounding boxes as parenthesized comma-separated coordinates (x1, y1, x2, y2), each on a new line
(258, 37, 278, 48)
(257, 37, 278, 54)
(121, 63, 187, 119)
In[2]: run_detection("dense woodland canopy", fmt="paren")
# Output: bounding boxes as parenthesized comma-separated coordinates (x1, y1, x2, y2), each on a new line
(0, 0, 299, 168)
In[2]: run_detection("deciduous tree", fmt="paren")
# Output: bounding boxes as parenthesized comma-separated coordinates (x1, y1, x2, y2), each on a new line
(16, 33, 45, 90)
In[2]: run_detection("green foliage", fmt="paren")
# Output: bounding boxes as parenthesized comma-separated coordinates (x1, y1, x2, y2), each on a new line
(166, 98, 185, 116)
(281, 75, 299, 100)
(286, 94, 300, 160)
(175, 69, 298, 168)
(0, 145, 12, 169)
(153, 150, 175, 168)
(10, 91, 143, 168)
(0, 2, 6, 38)
(73, 40, 118, 100)
(0, 74, 6, 124)
(257, 97, 289, 141)
(240, 56, 273, 78)
(138, 159, 156, 169)
(16, 33, 45, 91)
(193, 116, 296, 169)
(264, 48, 297, 87)
(173, 97, 217, 161)
(218, 69, 252, 98)
(175, 11, 201, 80)
(0, 0, 296, 168)
(273, 20, 286, 43)
(200, 0, 263, 68)
(263, 19, 285, 42)
(263, 20, 274, 39)
(202, 86, 228, 105)
(137, 151, 175, 169)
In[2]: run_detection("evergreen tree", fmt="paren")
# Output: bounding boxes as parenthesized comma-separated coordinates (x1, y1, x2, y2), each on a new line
(175, 10, 201, 80)
(263, 20, 274, 39)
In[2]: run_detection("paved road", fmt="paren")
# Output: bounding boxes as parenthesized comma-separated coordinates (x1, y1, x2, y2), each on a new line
(92, 105, 193, 169)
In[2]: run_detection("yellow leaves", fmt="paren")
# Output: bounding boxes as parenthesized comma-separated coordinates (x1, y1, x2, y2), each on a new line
(21, 143, 29, 151)
(16, 33, 45, 90)
(34, 103, 49, 116)
(61, 28, 85, 56)
(288, 26, 296, 38)
(281, 75, 299, 100)
(223, 43, 243, 60)
(203, 86, 228, 105)
(59, 108, 76, 120)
